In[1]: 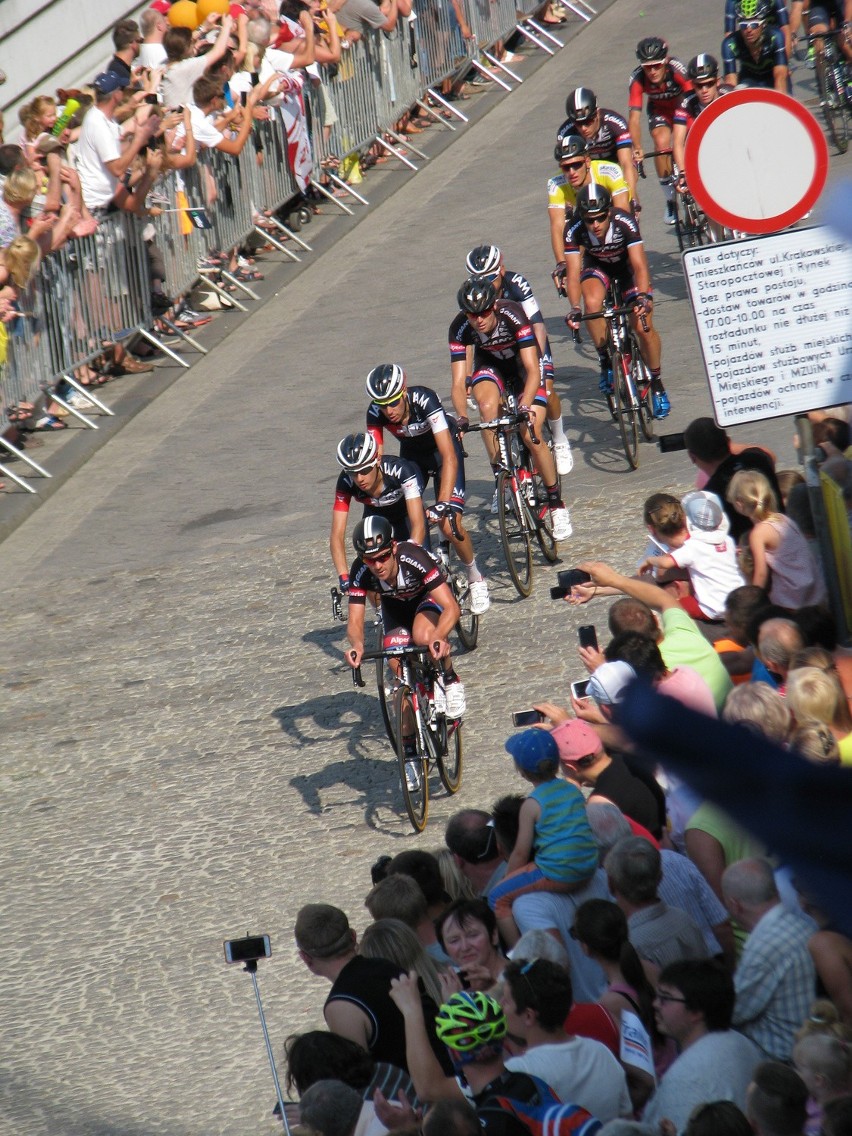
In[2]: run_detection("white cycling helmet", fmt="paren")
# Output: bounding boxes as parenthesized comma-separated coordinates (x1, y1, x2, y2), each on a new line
(465, 245, 502, 277)
(337, 432, 378, 471)
(366, 363, 406, 405)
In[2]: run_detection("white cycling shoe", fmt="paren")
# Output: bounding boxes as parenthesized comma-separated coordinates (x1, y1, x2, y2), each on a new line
(468, 579, 491, 615)
(404, 760, 422, 791)
(445, 681, 466, 719)
(550, 507, 573, 542)
(553, 440, 574, 476)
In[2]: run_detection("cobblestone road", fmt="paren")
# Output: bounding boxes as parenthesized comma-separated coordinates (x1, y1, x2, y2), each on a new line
(1, 0, 846, 1131)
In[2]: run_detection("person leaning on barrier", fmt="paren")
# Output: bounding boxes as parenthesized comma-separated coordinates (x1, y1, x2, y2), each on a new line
(159, 14, 236, 108)
(327, 0, 401, 45)
(184, 73, 278, 157)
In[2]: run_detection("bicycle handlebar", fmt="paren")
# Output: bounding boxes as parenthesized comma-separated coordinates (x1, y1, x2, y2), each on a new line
(464, 410, 540, 444)
(349, 642, 441, 688)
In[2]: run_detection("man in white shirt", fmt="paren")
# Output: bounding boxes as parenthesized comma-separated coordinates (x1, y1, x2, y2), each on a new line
(501, 957, 632, 1123)
(139, 6, 169, 69)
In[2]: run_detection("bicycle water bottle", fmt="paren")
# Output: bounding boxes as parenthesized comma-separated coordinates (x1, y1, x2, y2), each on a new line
(52, 98, 80, 136)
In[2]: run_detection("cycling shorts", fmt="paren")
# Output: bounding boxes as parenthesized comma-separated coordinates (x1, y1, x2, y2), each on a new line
(647, 111, 675, 132)
(807, 4, 842, 26)
(401, 434, 466, 515)
(468, 355, 548, 408)
(580, 262, 640, 302)
(381, 596, 444, 644)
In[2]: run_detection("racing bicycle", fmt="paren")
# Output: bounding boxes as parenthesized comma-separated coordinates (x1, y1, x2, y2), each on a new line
(578, 281, 654, 470)
(352, 644, 463, 832)
(807, 28, 850, 154)
(463, 396, 559, 598)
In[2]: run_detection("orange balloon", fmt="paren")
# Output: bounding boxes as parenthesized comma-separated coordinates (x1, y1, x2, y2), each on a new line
(168, 0, 200, 28)
(196, 0, 229, 19)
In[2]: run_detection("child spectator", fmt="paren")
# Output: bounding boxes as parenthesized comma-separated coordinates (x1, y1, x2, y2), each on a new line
(639, 490, 745, 621)
(488, 729, 597, 946)
(786, 665, 852, 764)
(726, 470, 826, 609)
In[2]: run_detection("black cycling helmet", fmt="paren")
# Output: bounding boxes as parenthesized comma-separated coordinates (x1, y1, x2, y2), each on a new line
(687, 53, 719, 80)
(465, 245, 502, 277)
(554, 133, 588, 163)
(353, 515, 393, 556)
(336, 432, 378, 472)
(457, 276, 497, 314)
(636, 36, 668, 63)
(566, 86, 597, 123)
(576, 183, 612, 219)
(365, 363, 406, 405)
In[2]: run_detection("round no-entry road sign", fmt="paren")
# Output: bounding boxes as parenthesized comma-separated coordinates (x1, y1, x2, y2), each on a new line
(683, 88, 829, 234)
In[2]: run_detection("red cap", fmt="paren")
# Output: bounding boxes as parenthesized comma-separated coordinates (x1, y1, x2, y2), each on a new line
(150, 0, 171, 12)
(230, 3, 247, 15)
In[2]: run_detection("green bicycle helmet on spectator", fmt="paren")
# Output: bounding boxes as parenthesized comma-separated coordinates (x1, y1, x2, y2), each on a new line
(555, 133, 588, 163)
(435, 992, 507, 1052)
(566, 87, 597, 122)
(636, 36, 668, 63)
(687, 53, 719, 80)
(366, 363, 406, 405)
(336, 432, 378, 472)
(465, 245, 502, 277)
(352, 515, 393, 556)
(457, 277, 497, 314)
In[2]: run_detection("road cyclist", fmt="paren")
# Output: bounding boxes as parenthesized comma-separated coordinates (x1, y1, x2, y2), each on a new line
(344, 515, 465, 793)
(365, 364, 491, 617)
(725, 0, 796, 53)
(721, 0, 790, 91)
(563, 183, 670, 420)
(672, 55, 731, 243)
(627, 37, 692, 226)
(556, 87, 639, 210)
(464, 243, 574, 481)
(449, 276, 573, 542)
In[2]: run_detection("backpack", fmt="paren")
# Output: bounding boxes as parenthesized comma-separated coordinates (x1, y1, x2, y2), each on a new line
(477, 1071, 602, 1136)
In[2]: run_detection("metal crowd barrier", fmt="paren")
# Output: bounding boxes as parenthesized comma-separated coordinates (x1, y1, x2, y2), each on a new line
(2, 0, 599, 493)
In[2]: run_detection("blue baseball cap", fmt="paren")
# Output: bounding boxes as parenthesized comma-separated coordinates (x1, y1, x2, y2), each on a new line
(93, 71, 129, 95)
(506, 728, 559, 772)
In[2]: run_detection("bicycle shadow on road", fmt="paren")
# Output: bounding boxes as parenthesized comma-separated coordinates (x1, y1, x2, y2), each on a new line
(271, 690, 425, 834)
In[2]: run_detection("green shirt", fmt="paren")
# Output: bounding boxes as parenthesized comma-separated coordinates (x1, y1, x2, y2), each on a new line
(660, 606, 733, 713)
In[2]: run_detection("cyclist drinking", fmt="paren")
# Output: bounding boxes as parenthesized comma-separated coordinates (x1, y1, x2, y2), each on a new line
(548, 134, 630, 286)
(722, 0, 790, 91)
(628, 36, 692, 226)
(450, 276, 573, 541)
(331, 431, 430, 590)
(465, 243, 573, 478)
(345, 516, 466, 785)
(365, 363, 491, 615)
(564, 183, 670, 419)
(556, 87, 639, 210)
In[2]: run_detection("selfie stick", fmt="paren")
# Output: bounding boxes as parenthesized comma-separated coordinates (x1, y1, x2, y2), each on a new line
(243, 959, 291, 1135)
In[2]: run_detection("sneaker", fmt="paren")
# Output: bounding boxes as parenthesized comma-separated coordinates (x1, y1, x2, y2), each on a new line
(598, 366, 614, 395)
(468, 579, 491, 615)
(491, 487, 500, 514)
(553, 440, 573, 476)
(445, 681, 466, 719)
(664, 201, 676, 226)
(652, 391, 671, 419)
(518, 470, 536, 506)
(550, 506, 573, 541)
(404, 760, 422, 792)
(66, 392, 96, 411)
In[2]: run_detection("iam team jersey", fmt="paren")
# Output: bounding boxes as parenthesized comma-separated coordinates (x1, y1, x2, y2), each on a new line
(348, 541, 446, 605)
(333, 455, 424, 530)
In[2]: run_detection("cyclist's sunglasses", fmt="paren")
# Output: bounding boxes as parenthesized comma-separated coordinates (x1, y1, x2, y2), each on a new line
(738, 18, 764, 28)
(352, 463, 378, 476)
(642, 60, 666, 68)
(374, 392, 405, 407)
(693, 78, 718, 88)
(475, 270, 500, 282)
(561, 159, 586, 172)
(585, 211, 609, 222)
(364, 548, 393, 565)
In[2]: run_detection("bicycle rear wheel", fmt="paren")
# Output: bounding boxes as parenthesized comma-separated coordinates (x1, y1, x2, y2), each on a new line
(497, 469, 534, 597)
(613, 348, 639, 469)
(376, 658, 398, 746)
(436, 715, 463, 794)
(822, 60, 850, 153)
(453, 576, 479, 651)
(394, 686, 428, 832)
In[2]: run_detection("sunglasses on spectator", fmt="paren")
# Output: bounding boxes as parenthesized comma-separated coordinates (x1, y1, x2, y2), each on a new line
(364, 549, 393, 565)
(738, 19, 764, 28)
(561, 160, 586, 172)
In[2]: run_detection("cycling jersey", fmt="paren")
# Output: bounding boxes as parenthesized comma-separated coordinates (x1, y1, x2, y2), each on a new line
(349, 541, 445, 608)
(450, 300, 546, 405)
(721, 26, 787, 86)
(547, 160, 629, 215)
(555, 108, 632, 159)
(334, 455, 424, 539)
(564, 207, 643, 269)
(628, 59, 692, 124)
(366, 385, 466, 510)
(495, 268, 554, 381)
(673, 87, 728, 130)
(723, 0, 789, 33)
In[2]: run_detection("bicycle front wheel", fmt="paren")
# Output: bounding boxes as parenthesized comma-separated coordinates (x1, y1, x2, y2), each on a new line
(823, 62, 850, 153)
(376, 658, 398, 747)
(437, 716, 463, 794)
(394, 686, 428, 832)
(497, 469, 534, 597)
(613, 349, 639, 469)
(453, 577, 479, 651)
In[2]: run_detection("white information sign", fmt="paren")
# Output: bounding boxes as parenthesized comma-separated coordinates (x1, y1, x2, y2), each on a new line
(683, 225, 852, 427)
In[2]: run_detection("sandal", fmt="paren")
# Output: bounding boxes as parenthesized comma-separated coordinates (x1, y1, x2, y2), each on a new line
(234, 267, 264, 282)
(5, 403, 34, 424)
(33, 414, 67, 431)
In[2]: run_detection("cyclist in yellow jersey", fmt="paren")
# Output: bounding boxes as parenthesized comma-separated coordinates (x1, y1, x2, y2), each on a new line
(548, 135, 630, 293)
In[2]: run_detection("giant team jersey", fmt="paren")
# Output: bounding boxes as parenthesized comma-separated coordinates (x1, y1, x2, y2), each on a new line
(348, 541, 446, 605)
(564, 207, 643, 268)
(555, 107, 632, 160)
